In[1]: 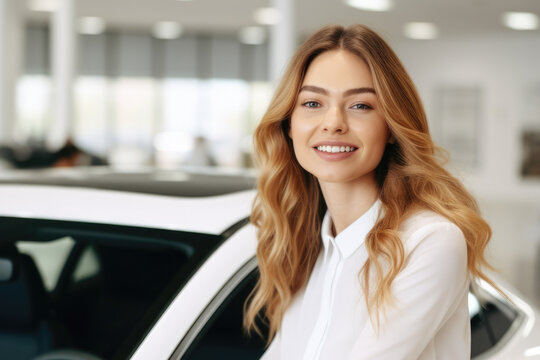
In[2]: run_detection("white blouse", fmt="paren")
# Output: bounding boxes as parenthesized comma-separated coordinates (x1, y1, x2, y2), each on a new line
(260, 200, 470, 360)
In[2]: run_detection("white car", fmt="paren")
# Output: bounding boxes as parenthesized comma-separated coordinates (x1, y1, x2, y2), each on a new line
(0, 167, 538, 360)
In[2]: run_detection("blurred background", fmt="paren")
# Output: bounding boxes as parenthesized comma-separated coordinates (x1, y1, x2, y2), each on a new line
(1, 0, 540, 306)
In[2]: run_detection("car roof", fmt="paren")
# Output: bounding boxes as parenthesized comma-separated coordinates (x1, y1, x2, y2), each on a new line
(0, 166, 256, 197)
(0, 167, 257, 235)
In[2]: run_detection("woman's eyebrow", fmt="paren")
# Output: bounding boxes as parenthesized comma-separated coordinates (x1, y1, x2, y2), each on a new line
(299, 85, 328, 95)
(343, 87, 376, 96)
(299, 85, 376, 96)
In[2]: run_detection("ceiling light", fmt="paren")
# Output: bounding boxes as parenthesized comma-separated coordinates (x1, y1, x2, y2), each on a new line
(79, 17, 106, 35)
(29, 0, 57, 12)
(345, 0, 392, 12)
(254, 7, 280, 25)
(152, 21, 183, 39)
(403, 22, 439, 40)
(239, 26, 266, 45)
(503, 12, 539, 30)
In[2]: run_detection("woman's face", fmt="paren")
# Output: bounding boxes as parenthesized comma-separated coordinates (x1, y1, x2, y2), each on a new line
(289, 49, 390, 186)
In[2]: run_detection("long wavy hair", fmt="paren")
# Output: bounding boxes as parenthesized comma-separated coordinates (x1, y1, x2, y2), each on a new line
(244, 24, 498, 342)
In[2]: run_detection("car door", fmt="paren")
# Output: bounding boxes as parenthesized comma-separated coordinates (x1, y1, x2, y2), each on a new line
(129, 223, 258, 360)
(172, 257, 266, 360)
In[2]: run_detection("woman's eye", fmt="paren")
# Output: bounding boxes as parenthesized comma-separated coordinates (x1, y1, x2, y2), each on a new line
(302, 101, 320, 108)
(351, 103, 372, 110)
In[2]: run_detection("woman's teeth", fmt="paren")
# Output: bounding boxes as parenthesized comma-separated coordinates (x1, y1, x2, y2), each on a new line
(316, 145, 356, 153)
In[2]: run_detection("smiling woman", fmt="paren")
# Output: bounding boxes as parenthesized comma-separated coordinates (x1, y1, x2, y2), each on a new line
(244, 24, 504, 360)
(290, 50, 389, 189)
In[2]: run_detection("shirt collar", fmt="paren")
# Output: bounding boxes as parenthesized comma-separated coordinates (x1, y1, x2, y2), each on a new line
(321, 199, 381, 259)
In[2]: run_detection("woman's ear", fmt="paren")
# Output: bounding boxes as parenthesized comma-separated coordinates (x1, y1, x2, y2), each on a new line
(387, 133, 396, 144)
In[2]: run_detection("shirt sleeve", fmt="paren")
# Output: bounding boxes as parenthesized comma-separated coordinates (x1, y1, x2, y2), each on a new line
(260, 331, 281, 360)
(349, 221, 469, 360)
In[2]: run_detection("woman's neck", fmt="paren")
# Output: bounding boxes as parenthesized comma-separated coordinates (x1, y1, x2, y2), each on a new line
(319, 176, 379, 236)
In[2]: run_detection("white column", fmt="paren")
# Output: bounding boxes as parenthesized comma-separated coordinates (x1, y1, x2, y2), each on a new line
(0, 0, 24, 145)
(48, 0, 77, 150)
(270, 0, 295, 83)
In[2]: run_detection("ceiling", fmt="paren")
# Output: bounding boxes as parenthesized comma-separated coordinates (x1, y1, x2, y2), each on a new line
(25, 0, 540, 41)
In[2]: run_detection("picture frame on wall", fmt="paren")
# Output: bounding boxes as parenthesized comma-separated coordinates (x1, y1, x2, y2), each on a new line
(521, 130, 540, 177)
(520, 85, 540, 178)
(433, 85, 482, 170)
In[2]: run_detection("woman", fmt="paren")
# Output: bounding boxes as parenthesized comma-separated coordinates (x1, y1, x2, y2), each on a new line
(244, 24, 499, 359)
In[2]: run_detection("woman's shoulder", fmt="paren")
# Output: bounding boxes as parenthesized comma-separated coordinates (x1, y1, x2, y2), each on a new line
(393, 209, 469, 294)
(398, 208, 453, 232)
(397, 208, 466, 257)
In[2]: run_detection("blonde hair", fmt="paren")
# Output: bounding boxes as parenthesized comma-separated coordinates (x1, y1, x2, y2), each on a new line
(244, 24, 498, 342)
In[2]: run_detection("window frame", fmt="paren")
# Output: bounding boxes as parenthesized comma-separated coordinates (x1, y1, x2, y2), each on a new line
(169, 256, 259, 359)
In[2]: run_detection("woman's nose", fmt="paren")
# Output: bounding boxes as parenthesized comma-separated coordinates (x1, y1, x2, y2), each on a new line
(321, 107, 348, 134)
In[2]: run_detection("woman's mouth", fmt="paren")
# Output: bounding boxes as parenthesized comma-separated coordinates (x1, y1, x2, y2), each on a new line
(313, 144, 358, 161)
(315, 145, 357, 153)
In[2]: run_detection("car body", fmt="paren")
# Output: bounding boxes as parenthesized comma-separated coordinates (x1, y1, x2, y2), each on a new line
(0, 167, 538, 360)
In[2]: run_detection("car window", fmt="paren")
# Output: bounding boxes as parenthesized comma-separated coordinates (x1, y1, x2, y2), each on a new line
(0, 216, 224, 360)
(470, 290, 519, 358)
(55, 241, 191, 359)
(179, 264, 267, 360)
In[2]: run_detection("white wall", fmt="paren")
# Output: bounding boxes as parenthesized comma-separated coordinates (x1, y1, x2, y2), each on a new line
(391, 33, 540, 202)
(391, 33, 540, 304)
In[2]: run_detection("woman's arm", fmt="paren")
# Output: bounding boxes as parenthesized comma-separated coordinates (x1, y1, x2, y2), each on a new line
(350, 222, 469, 360)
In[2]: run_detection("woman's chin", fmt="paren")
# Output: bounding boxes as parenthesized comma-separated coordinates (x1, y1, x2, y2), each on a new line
(313, 170, 377, 187)
(313, 171, 357, 184)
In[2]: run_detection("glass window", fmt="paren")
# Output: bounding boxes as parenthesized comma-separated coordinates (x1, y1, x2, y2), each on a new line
(180, 268, 267, 360)
(201, 79, 250, 167)
(247, 81, 273, 134)
(74, 76, 110, 156)
(155, 78, 202, 167)
(109, 77, 158, 165)
(15, 75, 52, 143)
(157, 78, 257, 168)
(161, 78, 201, 136)
(469, 290, 518, 357)
(17, 29, 274, 169)
(0, 217, 222, 360)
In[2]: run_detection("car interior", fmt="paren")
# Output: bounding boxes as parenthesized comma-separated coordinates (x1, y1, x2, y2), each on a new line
(52, 242, 189, 358)
(0, 245, 56, 360)
(0, 217, 219, 360)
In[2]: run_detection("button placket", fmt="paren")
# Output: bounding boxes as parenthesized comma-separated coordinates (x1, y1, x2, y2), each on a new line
(303, 239, 343, 360)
